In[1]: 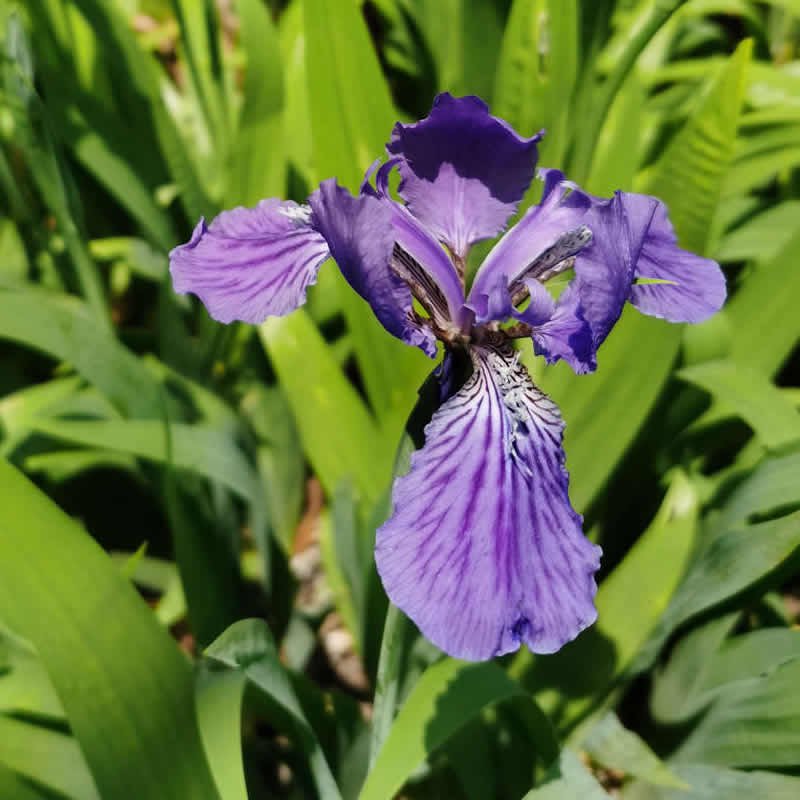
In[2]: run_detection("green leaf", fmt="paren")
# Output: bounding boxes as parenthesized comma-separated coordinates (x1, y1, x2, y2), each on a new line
(0, 762, 54, 800)
(714, 448, 800, 531)
(0, 376, 84, 457)
(635, 510, 800, 670)
(72, 0, 214, 222)
(170, 0, 228, 158)
(319, 507, 359, 646)
(0, 288, 161, 418)
(361, 658, 556, 800)
(319, 495, 361, 649)
(226, 0, 286, 205)
(443, 719, 497, 800)
(586, 71, 644, 195)
(726, 230, 800, 378)
(650, 613, 739, 724)
(678, 360, 800, 450)
(571, 0, 687, 183)
(624, 764, 800, 800)
(640, 38, 752, 254)
(302, 0, 395, 187)
(673, 658, 800, 767)
(493, 0, 578, 166)
(0, 218, 29, 283)
(0, 715, 99, 800)
(581, 713, 687, 789)
(240, 384, 305, 552)
(29, 416, 261, 638)
(593, 471, 699, 673)
(404, 0, 505, 100)
(90, 238, 168, 281)
(0, 458, 221, 800)
(259, 312, 392, 506)
(278, 0, 313, 183)
(30, 418, 260, 514)
(195, 667, 248, 800)
(713, 201, 800, 264)
(702, 628, 800, 694)
(0, 635, 64, 720)
(302, 0, 431, 425)
(205, 619, 341, 800)
(3, 13, 109, 327)
(109, 553, 188, 628)
(51, 103, 177, 251)
(724, 147, 800, 196)
(522, 749, 610, 799)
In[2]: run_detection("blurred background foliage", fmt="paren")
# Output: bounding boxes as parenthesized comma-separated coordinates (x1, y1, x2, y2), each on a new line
(0, 0, 799, 798)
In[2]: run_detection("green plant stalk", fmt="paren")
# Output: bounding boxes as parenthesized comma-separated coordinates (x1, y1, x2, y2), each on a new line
(60, 217, 112, 335)
(368, 602, 407, 769)
(571, 0, 687, 181)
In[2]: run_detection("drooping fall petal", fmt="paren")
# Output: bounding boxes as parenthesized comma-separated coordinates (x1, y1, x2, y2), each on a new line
(375, 345, 601, 661)
(169, 200, 329, 324)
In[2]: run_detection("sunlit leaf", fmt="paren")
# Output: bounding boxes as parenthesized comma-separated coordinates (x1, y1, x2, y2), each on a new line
(205, 619, 341, 800)
(0, 458, 221, 800)
(362, 658, 556, 800)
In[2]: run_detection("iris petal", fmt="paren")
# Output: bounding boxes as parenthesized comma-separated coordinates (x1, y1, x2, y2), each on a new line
(387, 93, 542, 258)
(309, 179, 437, 357)
(375, 344, 601, 661)
(528, 283, 596, 374)
(629, 200, 726, 322)
(468, 169, 592, 322)
(386, 200, 467, 327)
(169, 200, 330, 324)
(471, 170, 725, 373)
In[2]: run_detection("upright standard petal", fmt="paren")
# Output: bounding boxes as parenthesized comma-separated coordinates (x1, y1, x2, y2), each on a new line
(169, 200, 330, 324)
(628, 200, 726, 322)
(468, 169, 594, 324)
(375, 344, 601, 661)
(363, 159, 467, 329)
(309, 179, 437, 357)
(387, 93, 542, 258)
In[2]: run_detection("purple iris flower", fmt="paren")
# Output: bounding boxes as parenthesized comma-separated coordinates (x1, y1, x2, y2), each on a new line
(170, 94, 726, 661)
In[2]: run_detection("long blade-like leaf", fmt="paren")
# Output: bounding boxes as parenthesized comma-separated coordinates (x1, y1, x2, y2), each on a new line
(0, 458, 221, 800)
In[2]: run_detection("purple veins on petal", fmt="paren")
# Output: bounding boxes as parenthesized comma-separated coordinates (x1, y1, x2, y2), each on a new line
(169, 200, 330, 324)
(309, 179, 437, 358)
(375, 344, 601, 661)
(387, 93, 543, 259)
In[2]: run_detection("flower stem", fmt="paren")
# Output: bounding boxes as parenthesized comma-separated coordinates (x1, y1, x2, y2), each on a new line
(368, 602, 406, 769)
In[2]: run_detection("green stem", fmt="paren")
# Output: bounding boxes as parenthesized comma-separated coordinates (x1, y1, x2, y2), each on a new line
(62, 221, 112, 334)
(571, 0, 687, 181)
(368, 602, 406, 769)
(366, 372, 443, 769)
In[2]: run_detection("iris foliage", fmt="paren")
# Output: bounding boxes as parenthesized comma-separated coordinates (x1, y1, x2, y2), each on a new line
(0, 1, 799, 799)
